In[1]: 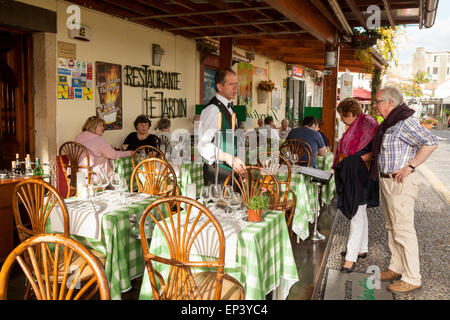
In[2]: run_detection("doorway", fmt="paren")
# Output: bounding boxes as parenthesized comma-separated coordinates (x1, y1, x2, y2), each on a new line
(0, 30, 34, 169)
(285, 77, 306, 128)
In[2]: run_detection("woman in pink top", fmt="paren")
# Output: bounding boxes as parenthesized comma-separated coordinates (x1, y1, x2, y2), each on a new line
(75, 116, 132, 177)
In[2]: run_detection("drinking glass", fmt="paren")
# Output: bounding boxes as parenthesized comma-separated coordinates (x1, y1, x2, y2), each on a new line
(222, 185, 233, 214)
(210, 184, 222, 209)
(200, 186, 211, 207)
(229, 192, 243, 218)
(283, 150, 291, 165)
(91, 174, 101, 197)
(290, 153, 299, 166)
(117, 176, 128, 203)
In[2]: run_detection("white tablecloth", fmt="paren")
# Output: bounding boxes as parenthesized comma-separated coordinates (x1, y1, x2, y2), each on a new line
(49, 191, 153, 240)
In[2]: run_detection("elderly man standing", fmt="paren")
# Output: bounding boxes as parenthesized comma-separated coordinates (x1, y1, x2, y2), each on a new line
(371, 86, 438, 294)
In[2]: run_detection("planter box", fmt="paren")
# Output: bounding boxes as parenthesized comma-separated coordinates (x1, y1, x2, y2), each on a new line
(421, 122, 433, 130)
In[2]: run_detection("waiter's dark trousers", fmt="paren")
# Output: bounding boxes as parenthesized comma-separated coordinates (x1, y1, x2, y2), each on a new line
(203, 162, 232, 186)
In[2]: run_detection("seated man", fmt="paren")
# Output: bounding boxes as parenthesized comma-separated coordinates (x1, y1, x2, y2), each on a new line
(286, 116, 326, 167)
(279, 119, 291, 139)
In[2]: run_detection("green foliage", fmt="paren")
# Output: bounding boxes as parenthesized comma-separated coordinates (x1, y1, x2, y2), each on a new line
(246, 193, 270, 210)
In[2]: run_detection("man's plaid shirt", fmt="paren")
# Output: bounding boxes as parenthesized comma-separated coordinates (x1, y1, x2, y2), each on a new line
(378, 116, 438, 174)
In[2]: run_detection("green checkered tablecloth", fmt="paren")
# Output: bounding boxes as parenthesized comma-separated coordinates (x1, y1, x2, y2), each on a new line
(138, 210, 299, 300)
(70, 195, 164, 300)
(114, 157, 204, 197)
(282, 152, 335, 241)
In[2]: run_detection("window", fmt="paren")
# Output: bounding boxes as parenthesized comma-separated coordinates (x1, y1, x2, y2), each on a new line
(433, 67, 438, 74)
(427, 67, 430, 74)
(434, 55, 439, 62)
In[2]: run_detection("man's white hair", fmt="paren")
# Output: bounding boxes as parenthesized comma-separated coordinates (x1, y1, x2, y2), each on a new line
(380, 86, 404, 107)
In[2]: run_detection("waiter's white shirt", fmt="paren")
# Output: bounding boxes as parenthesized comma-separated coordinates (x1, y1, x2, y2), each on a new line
(199, 93, 234, 165)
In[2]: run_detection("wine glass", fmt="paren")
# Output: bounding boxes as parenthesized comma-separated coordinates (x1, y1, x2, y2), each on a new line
(290, 153, 299, 166)
(91, 174, 101, 198)
(222, 185, 233, 214)
(117, 176, 128, 203)
(98, 170, 109, 193)
(200, 186, 211, 207)
(210, 184, 222, 210)
(229, 192, 243, 219)
(283, 150, 291, 166)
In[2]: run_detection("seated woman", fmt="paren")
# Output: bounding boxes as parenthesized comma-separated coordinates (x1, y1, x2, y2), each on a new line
(123, 115, 159, 151)
(76, 116, 132, 177)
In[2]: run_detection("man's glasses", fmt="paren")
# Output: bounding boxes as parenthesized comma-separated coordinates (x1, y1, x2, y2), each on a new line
(374, 99, 384, 105)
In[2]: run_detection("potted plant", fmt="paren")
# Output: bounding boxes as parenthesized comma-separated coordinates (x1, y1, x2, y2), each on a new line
(420, 118, 436, 130)
(245, 192, 270, 222)
(257, 80, 275, 104)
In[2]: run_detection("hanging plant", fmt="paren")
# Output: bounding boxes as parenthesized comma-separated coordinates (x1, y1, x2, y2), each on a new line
(257, 80, 275, 92)
(353, 26, 403, 117)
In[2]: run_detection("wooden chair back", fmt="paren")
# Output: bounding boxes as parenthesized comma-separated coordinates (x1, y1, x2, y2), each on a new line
(158, 134, 172, 154)
(0, 233, 110, 300)
(12, 178, 69, 243)
(280, 139, 312, 167)
(58, 141, 91, 195)
(257, 151, 291, 206)
(140, 196, 230, 300)
(224, 166, 279, 209)
(130, 158, 178, 197)
(132, 145, 166, 168)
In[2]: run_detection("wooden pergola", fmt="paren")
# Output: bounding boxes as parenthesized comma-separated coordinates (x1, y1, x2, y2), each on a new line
(66, 0, 437, 149)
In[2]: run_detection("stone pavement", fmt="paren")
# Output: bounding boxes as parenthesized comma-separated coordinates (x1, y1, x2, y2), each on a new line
(314, 128, 450, 300)
(420, 129, 450, 202)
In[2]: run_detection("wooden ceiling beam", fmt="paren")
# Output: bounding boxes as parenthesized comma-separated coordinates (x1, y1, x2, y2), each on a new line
(137, 0, 258, 36)
(265, 0, 337, 45)
(236, 38, 325, 49)
(309, 0, 344, 33)
(344, 0, 368, 30)
(129, 6, 272, 20)
(166, 19, 291, 31)
(382, 0, 396, 26)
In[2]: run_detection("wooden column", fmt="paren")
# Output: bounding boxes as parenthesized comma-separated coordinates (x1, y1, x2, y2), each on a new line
(219, 38, 233, 70)
(322, 45, 340, 152)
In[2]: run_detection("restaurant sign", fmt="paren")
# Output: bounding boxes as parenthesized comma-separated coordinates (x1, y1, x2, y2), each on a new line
(124, 65, 187, 119)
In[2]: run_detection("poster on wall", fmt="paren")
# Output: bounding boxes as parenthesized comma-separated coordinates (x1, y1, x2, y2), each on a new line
(57, 58, 93, 101)
(95, 61, 122, 130)
(204, 68, 217, 104)
(237, 62, 253, 126)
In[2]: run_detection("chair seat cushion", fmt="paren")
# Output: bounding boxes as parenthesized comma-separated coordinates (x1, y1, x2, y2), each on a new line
(193, 272, 245, 300)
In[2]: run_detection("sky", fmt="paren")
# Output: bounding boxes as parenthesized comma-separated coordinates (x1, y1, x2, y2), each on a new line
(397, 1, 450, 64)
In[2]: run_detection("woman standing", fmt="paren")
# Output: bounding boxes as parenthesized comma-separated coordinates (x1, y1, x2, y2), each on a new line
(123, 115, 159, 151)
(76, 116, 132, 177)
(333, 98, 379, 273)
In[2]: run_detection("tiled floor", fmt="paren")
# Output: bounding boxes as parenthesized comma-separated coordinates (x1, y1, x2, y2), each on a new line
(1, 200, 337, 300)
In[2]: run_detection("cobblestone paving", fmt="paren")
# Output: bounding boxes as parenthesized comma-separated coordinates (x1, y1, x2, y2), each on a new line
(314, 169, 449, 300)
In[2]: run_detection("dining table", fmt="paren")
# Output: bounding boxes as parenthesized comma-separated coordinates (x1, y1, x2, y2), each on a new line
(138, 207, 299, 300)
(48, 191, 166, 300)
(113, 156, 204, 198)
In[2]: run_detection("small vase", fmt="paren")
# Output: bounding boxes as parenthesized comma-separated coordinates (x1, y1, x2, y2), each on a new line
(247, 208, 262, 222)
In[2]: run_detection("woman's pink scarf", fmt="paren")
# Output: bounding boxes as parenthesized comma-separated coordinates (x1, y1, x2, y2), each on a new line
(333, 113, 379, 168)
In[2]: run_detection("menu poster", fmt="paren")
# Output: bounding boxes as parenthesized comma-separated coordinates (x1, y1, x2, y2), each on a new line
(57, 58, 93, 100)
(95, 61, 122, 130)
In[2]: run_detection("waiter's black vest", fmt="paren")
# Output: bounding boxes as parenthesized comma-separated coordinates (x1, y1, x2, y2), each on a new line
(206, 97, 237, 172)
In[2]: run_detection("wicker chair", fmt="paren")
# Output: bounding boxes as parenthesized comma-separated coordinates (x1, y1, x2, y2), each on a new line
(58, 141, 92, 197)
(12, 179, 106, 298)
(280, 139, 312, 167)
(257, 151, 297, 236)
(0, 233, 110, 300)
(140, 196, 245, 300)
(223, 165, 280, 210)
(130, 158, 179, 197)
(132, 145, 165, 168)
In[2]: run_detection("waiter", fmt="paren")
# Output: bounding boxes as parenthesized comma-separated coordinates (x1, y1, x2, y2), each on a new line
(199, 69, 246, 186)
